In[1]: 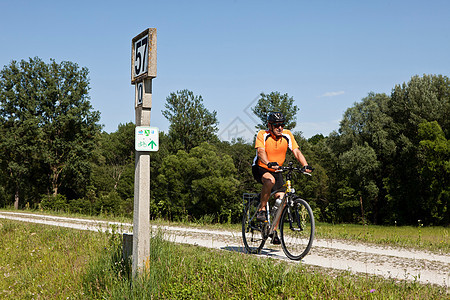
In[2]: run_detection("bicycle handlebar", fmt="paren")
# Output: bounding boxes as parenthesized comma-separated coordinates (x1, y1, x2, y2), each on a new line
(278, 162, 314, 176)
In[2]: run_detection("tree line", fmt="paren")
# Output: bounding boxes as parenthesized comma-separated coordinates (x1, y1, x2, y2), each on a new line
(0, 57, 448, 226)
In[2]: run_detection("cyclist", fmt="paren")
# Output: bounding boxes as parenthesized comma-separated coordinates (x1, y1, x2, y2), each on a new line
(252, 111, 312, 244)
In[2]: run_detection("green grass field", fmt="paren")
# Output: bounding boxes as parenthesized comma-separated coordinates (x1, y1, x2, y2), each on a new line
(0, 214, 448, 299)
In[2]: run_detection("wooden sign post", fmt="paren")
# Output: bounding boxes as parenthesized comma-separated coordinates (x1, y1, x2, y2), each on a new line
(131, 28, 156, 277)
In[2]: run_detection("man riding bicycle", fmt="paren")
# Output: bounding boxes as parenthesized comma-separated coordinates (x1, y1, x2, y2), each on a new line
(252, 111, 312, 244)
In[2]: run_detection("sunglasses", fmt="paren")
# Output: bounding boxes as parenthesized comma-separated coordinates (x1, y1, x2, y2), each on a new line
(271, 122, 285, 128)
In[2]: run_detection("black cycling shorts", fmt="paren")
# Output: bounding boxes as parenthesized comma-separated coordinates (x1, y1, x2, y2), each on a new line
(252, 165, 286, 193)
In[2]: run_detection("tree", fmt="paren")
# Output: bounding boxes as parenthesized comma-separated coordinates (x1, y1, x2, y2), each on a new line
(0, 58, 47, 207)
(327, 75, 450, 225)
(336, 93, 393, 223)
(39, 59, 101, 197)
(90, 123, 135, 214)
(162, 90, 218, 152)
(99, 122, 135, 191)
(252, 92, 299, 129)
(154, 143, 239, 222)
(417, 121, 449, 224)
(0, 57, 101, 206)
(339, 92, 395, 159)
(308, 134, 325, 145)
(0, 107, 41, 208)
(339, 143, 380, 223)
(215, 138, 259, 196)
(386, 74, 450, 224)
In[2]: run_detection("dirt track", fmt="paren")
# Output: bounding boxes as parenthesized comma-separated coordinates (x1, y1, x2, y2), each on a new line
(1, 211, 448, 288)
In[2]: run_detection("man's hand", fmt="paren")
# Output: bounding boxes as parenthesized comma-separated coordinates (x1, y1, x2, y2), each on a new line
(303, 165, 313, 173)
(267, 162, 279, 170)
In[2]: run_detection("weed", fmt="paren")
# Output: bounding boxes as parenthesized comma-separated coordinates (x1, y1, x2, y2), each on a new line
(1, 213, 448, 299)
(0, 219, 108, 299)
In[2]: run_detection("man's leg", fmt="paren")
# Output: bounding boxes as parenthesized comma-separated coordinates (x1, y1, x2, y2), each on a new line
(273, 192, 285, 230)
(260, 172, 275, 211)
(256, 172, 275, 222)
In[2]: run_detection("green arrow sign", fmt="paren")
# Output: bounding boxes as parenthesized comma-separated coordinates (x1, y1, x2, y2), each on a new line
(135, 126, 159, 151)
(148, 140, 157, 149)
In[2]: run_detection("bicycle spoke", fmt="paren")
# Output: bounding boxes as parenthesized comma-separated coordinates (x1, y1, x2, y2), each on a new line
(280, 197, 315, 260)
(242, 196, 266, 254)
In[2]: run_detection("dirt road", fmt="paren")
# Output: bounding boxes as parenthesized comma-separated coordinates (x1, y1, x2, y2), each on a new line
(1, 211, 448, 288)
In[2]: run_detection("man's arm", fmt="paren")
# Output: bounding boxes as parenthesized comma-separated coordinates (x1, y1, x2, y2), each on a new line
(292, 148, 308, 168)
(257, 147, 281, 170)
(257, 147, 270, 166)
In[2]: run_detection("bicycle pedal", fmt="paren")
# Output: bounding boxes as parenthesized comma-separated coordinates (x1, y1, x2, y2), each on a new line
(291, 228, 303, 232)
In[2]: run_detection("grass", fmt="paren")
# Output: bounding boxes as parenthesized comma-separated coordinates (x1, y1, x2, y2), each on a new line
(0, 219, 109, 299)
(88, 229, 449, 299)
(1, 216, 448, 299)
(152, 233, 449, 299)
(315, 222, 450, 253)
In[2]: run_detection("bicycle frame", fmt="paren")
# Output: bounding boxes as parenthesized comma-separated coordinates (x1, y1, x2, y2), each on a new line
(264, 170, 295, 238)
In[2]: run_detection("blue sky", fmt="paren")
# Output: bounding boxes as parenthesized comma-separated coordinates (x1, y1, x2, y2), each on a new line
(1, 0, 449, 141)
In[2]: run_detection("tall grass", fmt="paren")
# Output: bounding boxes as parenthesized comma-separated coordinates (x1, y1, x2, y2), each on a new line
(87, 230, 448, 299)
(0, 219, 108, 299)
(316, 223, 449, 253)
(1, 217, 448, 299)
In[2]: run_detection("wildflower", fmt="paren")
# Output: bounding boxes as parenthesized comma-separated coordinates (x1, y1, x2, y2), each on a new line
(370, 289, 376, 293)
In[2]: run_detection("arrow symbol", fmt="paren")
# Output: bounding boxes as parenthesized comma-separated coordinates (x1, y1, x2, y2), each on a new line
(148, 140, 157, 149)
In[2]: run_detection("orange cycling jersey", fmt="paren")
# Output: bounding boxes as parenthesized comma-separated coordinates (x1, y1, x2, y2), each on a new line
(254, 129, 299, 171)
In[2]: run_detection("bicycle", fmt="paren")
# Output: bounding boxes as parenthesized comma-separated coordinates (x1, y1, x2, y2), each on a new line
(242, 162, 315, 260)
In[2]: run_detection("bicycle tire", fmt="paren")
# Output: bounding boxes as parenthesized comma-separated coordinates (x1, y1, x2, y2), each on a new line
(242, 197, 266, 254)
(279, 196, 315, 260)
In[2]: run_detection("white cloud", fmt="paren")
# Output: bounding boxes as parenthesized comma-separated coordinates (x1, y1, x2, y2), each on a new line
(319, 91, 345, 98)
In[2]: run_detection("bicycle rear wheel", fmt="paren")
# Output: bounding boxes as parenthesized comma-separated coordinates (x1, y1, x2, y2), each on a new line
(242, 196, 265, 254)
(279, 197, 315, 260)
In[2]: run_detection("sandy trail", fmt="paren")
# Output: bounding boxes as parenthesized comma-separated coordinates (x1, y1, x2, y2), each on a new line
(1, 211, 448, 288)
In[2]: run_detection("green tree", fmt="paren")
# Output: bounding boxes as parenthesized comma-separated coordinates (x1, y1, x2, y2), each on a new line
(339, 143, 380, 223)
(295, 134, 332, 223)
(162, 90, 218, 152)
(0, 58, 48, 207)
(39, 59, 101, 197)
(215, 138, 259, 195)
(90, 123, 135, 215)
(386, 74, 450, 224)
(308, 134, 325, 145)
(335, 92, 392, 223)
(417, 121, 449, 224)
(0, 57, 101, 206)
(100, 123, 135, 191)
(0, 79, 42, 207)
(154, 143, 239, 222)
(252, 92, 299, 129)
(339, 93, 395, 158)
(328, 75, 449, 225)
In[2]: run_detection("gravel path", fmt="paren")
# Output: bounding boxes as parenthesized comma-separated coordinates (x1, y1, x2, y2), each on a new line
(1, 211, 448, 288)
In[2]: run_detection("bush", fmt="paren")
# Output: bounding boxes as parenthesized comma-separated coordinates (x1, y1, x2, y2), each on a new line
(95, 191, 124, 216)
(68, 197, 95, 215)
(40, 194, 68, 212)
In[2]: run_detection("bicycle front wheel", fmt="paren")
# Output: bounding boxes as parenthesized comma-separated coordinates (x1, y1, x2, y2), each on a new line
(279, 197, 315, 260)
(242, 197, 265, 254)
